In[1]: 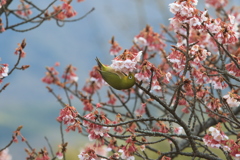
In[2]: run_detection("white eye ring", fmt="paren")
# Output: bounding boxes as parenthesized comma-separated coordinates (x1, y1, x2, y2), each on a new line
(128, 75, 132, 79)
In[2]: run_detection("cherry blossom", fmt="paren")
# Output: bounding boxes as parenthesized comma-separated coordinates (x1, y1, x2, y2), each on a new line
(78, 147, 97, 160)
(205, 0, 228, 9)
(83, 111, 111, 146)
(62, 65, 79, 82)
(81, 98, 94, 112)
(225, 55, 240, 77)
(16, 3, 32, 17)
(135, 103, 146, 116)
(133, 25, 166, 53)
(119, 136, 137, 160)
(56, 151, 63, 159)
(0, 148, 12, 160)
(174, 127, 183, 135)
(83, 66, 105, 94)
(0, 64, 9, 78)
(52, 2, 77, 20)
(0, 0, 6, 8)
(107, 91, 117, 105)
(203, 125, 229, 150)
(42, 65, 59, 85)
(223, 92, 240, 107)
(57, 105, 82, 133)
(15, 39, 27, 58)
(109, 36, 122, 56)
(62, 2, 77, 18)
(152, 121, 169, 133)
(110, 50, 142, 74)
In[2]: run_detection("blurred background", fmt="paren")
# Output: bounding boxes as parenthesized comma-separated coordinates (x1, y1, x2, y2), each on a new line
(0, 0, 239, 159)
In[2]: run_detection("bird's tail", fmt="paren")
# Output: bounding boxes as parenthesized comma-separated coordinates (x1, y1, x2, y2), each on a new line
(95, 57, 103, 69)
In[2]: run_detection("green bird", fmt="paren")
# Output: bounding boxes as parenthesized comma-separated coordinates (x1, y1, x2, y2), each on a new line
(95, 57, 135, 90)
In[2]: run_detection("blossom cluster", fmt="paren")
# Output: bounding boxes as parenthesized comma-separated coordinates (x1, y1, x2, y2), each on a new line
(83, 110, 111, 147)
(16, 3, 32, 17)
(49, 0, 84, 20)
(133, 25, 166, 53)
(0, 64, 9, 79)
(205, 0, 228, 9)
(0, 0, 6, 8)
(82, 66, 105, 95)
(57, 105, 82, 133)
(110, 50, 142, 74)
(109, 36, 122, 56)
(203, 125, 240, 159)
(0, 148, 12, 160)
(42, 63, 79, 87)
(134, 60, 172, 92)
(169, 0, 239, 48)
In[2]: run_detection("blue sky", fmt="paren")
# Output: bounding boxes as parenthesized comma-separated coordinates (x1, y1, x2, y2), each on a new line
(0, 0, 240, 159)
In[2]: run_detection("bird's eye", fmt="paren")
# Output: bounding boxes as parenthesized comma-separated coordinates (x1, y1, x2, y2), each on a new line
(128, 75, 132, 79)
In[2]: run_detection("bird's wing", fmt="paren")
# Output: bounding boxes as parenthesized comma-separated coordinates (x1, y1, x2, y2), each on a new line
(100, 70, 122, 80)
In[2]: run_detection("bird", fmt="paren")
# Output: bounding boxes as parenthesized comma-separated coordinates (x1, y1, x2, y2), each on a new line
(95, 57, 135, 90)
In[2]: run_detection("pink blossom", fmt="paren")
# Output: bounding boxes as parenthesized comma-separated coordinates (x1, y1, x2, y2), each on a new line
(135, 103, 146, 116)
(132, 25, 166, 53)
(189, 17, 201, 27)
(223, 94, 240, 107)
(151, 80, 161, 92)
(180, 4, 194, 18)
(80, 144, 108, 160)
(228, 15, 235, 25)
(83, 111, 112, 146)
(134, 73, 149, 82)
(42, 66, 59, 84)
(0, 148, 12, 160)
(206, 98, 222, 111)
(163, 72, 172, 83)
(109, 37, 122, 56)
(211, 77, 228, 90)
(83, 66, 105, 94)
(113, 121, 124, 133)
(139, 145, 145, 151)
(118, 137, 137, 160)
(107, 91, 117, 105)
(133, 37, 148, 46)
(110, 51, 142, 74)
(182, 106, 190, 113)
(203, 126, 229, 149)
(169, 3, 182, 14)
(57, 105, 82, 133)
(78, 147, 97, 160)
(201, 10, 208, 22)
(56, 151, 63, 159)
(208, 127, 228, 141)
(62, 3, 77, 18)
(16, 4, 32, 17)
(15, 42, 27, 58)
(225, 58, 240, 77)
(62, 65, 78, 82)
(119, 150, 135, 160)
(81, 99, 94, 112)
(167, 47, 186, 72)
(0, 64, 9, 78)
(174, 127, 183, 135)
(203, 134, 221, 148)
(134, 62, 152, 82)
(205, 0, 228, 9)
(0, 0, 6, 8)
